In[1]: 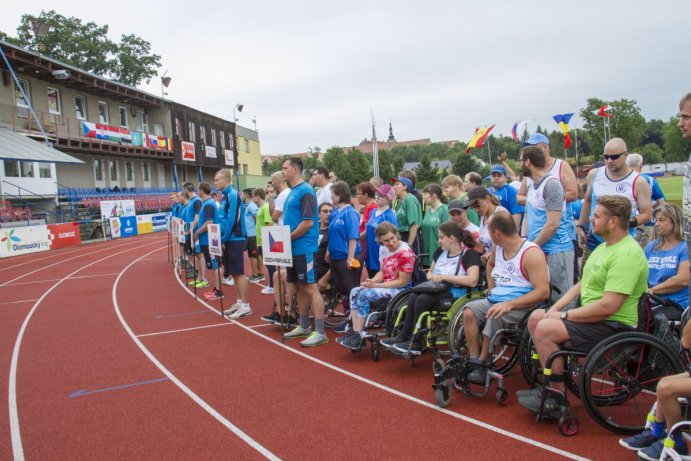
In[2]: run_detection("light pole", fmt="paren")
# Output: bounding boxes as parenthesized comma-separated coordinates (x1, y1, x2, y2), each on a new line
(232, 103, 244, 190)
(161, 70, 172, 99)
(31, 12, 51, 51)
(233, 103, 244, 123)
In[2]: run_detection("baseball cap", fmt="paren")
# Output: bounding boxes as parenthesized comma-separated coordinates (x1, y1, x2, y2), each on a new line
(463, 186, 491, 208)
(447, 199, 466, 212)
(391, 177, 414, 191)
(489, 165, 508, 176)
(522, 133, 550, 146)
(375, 184, 395, 202)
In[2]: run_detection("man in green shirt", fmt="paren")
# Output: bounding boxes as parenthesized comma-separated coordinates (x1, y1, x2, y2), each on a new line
(518, 195, 647, 413)
(252, 188, 275, 294)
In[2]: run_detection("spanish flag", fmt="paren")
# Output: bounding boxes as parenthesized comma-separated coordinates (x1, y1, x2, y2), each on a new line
(552, 113, 573, 149)
(465, 125, 495, 154)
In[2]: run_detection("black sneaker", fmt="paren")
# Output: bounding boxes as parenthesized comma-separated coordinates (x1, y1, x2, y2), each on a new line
(393, 339, 422, 354)
(207, 289, 224, 300)
(467, 366, 487, 384)
(261, 311, 281, 324)
(337, 331, 362, 350)
(518, 391, 562, 414)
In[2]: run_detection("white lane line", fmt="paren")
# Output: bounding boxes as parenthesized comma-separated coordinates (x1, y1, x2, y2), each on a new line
(1, 273, 121, 287)
(248, 323, 274, 329)
(0, 299, 39, 306)
(115, 249, 280, 461)
(8, 240, 164, 461)
(137, 322, 234, 338)
(175, 273, 589, 461)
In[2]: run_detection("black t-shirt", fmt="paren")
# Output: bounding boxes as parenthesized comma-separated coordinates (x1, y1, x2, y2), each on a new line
(314, 226, 329, 276)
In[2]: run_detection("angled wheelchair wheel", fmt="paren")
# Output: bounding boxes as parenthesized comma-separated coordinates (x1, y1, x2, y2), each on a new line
(491, 329, 522, 376)
(580, 332, 684, 435)
(323, 290, 347, 329)
(517, 330, 582, 397)
(446, 293, 482, 355)
(384, 289, 413, 338)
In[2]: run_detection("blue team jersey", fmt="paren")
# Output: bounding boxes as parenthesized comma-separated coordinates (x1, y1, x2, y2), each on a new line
(196, 197, 219, 246)
(645, 241, 688, 308)
(283, 181, 318, 256)
(365, 208, 398, 271)
(244, 201, 259, 237)
(327, 205, 362, 260)
(642, 173, 666, 227)
(185, 196, 202, 226)
(489, 185, 524, 215)
(218, 185, 246, 243)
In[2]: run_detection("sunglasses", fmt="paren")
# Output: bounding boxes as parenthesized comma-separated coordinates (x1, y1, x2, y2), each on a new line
(604, 152, 626, 161)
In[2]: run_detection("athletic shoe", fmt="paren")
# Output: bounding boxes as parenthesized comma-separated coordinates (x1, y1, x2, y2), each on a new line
(284, 326, 312, 339)
(255, 274, 266, 282)
(394, 339, 422, 355)
(194, 280, 209, 288)
(188, 279, 200, 286)
(228, 305, 252, 320)
(261, 311, 282, 324)
(638, 439, 689, 461)
(467, 366, 487, 385)
(336, 330, 359, 345)
(516, 386, 543, 399)
(206, 289, 224, 301)
(336, 331, 362, 350)
(518, 392, 561, 414)
(619, 430, 661, 451)
(248, 275, 260, 284)
(203, 289, 216, 299)
(224, 303, 241, 317)
(300, 331, 329, 347)
(333, 321, 350, 334)
(381, 334, 408, 349)
(223, 277, 235, 286)
(260, 286, 274, 294)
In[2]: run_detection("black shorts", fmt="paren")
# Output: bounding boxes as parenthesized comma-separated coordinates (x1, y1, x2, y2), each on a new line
(286, 253, 315, 284)
(246, 236, 258, 257)
(200, 245, 219, 270)
(184, 237, 194, 256)
(563, 320, 633, 351)
(222, 241, 245, 276)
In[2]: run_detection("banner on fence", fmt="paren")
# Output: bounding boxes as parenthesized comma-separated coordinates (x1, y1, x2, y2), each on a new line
(120, 216, 138, 238)
(110, 218, 121, 238)
(0, 225, 51, 258)
(47, 222, 81, 249)
(137, 215, 153, 234)
(100, 200, 136, 218)
(176, 218, 185, 243)
(151, 213, 168, 232)
(208, 224, 222, 256)
(261, 225, 292, 267)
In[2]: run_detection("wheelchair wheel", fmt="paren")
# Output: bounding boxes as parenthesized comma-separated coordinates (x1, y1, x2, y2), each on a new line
(323, 289, 347, 329)
(447, 304, 466, 354)
(434, 382, 451, 408)
(491, 329, 522, 376)
(580, 331, 685, 435)
(517, 330, 582, 397)
(384, 290, 412, 338)
(433, 358, 446, 375)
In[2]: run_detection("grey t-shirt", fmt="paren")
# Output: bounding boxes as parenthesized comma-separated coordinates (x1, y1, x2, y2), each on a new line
(533, 175, 565, 212)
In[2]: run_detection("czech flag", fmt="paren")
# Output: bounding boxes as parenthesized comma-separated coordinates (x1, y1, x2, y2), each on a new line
(465, 125, 495, 153)
(552, 113, 573, 149)
(594, 104, 613, 117)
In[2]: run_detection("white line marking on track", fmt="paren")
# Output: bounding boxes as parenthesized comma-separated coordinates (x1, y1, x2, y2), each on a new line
(248, 323, 274, 329)
(1, 273, 121, 287)
(115, 249, 280, 461)
(137, 322, 233, 338)
(0, 299, 39, 306)
(8, 240, 164, 461)
(175, 273, 590, 461)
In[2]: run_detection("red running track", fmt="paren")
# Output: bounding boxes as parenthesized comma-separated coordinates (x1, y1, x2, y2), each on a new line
(0, 233, 637, 460)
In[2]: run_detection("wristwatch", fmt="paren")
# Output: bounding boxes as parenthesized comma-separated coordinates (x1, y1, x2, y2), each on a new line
(560, 311, 568, 321)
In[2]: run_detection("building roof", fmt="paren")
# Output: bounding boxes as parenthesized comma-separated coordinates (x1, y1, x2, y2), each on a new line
(0, 127, 83, 164)
(403, 159, 452, 171)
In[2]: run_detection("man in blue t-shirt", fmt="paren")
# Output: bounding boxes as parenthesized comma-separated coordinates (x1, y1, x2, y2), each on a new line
(281, 157, 327, 347)
(487, 164, 524, 229)
(242, 188, 262, 283)
(214, 169, 251, 320)
(183, 182, 202, 278)
(193, 182, 223, 300)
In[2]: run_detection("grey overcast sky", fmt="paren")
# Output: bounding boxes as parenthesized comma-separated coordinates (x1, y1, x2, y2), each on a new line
(2, 1, 689, 155)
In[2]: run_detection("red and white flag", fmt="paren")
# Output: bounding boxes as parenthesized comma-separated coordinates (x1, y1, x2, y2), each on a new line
(593, 104, 613, 117)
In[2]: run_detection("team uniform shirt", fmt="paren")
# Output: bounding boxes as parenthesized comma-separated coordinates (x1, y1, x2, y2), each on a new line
(571, 199, 583, 222)
(379, 242, 416, 285)
(274, 188, 290, 225)
(421, 204, 450, 266)
(365, 208, 398, 271)
(641, 173, 666, 227)
(525, 174, 573, 255)
(243, 200, 258, 237)
(283, 181, 318, 256)
(395, 193, 423, 233)
(218, 185, 246, 243)
(359, 202, 378, 234)
(545, 158, 577, 241)
(432, 249, 482, 298)
(327, 205, 362, 260)
(478, 205, 507, 254)
(489, 184, 524, 216)
(316, 182, 333, 206)
(314, 226, 329, 278)
(580, 236, 647, 326)
(195, 197, 218, 246)
(488, 240, 540, 303)
(684, 153, 691, 260)
(255, 202, 273, 248)
(172, 202, 182, 219)
(586, 167, 641, 249)
(185, 195, 202, 228)
(645, 241, 688, 308)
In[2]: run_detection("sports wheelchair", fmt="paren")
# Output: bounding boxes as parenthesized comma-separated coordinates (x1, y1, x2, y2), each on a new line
(519, 294, 686, 436)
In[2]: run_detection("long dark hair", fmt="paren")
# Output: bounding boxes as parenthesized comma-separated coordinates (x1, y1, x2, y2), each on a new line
(439, 221, 477, 249)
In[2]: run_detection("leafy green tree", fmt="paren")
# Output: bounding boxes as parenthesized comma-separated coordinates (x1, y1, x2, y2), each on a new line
(453, 153, 480, 178)
(642, 119, 665, 149)
(2, 10, 161, 86)
(414, 154, 438, 187)
(392, 155, 405, 175)
(662, 116, 691, 162)
(349, 149, 371, 187)
(637, 143, 664, 165)
(580, 98, 646, 150)
(262, 159, 270, 176)
(324, 147, 354, 186)
(376, 149, 394, 182)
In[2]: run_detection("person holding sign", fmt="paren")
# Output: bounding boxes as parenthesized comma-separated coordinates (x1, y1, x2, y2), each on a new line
(193, 183, 223, 301)
(281, 157, 327, 347)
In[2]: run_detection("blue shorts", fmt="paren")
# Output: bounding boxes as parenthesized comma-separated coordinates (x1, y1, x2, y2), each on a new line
(200, 245, 218, 270)
(223, 241, 245, 277)
(286, 253, 315, 284)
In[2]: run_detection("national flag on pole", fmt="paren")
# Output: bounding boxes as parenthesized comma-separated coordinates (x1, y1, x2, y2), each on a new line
(594, 105, 613, 117)
(552, 113, 573, 149)
(511, 120, 528, 143)
(465, 125, 495, 153)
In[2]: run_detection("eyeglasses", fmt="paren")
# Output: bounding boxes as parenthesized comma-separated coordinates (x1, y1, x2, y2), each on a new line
(604, 152, 626, 161)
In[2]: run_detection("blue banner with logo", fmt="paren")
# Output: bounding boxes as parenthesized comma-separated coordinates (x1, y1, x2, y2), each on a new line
(120, 216, 139, 238)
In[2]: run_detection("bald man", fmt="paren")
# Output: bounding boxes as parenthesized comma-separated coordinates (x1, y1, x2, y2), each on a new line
(577, 137, 651, 268)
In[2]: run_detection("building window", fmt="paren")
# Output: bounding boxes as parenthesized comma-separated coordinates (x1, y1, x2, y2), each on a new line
(142, 163, 150, 182)
(199, 126, 206, 144)
(242, 164, 248, 175)
(136, 111, 149, 132)
(118, 107, 128, 128)
(39, 163, 51, 178)
(20, 161, 34, 177)
(187, 121, 196, 142)
(125, 161, 133, 181)
(94, 159, 104, 181)
(75, 96, 87, 120)
(175, 118, 182, 136)
(153, 123, 164, 136)
(46, 87, 61, 115)
(219, 130, 226, 149)
(210, 128, 217, 146)
(110, 160, 118, 181)
(244, 138, 250, 153)
(3, 160, 19, 177)
(98, 102, 109, 124)
(15, 79, 30, 107)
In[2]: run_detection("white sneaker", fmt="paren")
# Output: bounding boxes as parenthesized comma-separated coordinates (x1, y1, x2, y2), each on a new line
(300, 331, 329, 347)
(284, 325, 312, 339)
(224, 303, 241, 316)
(223, 277, 235, 286)
(260, 286, 275, 294)
(229, 304, 252, 320)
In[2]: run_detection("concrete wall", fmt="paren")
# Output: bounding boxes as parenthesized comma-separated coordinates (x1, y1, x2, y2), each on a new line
(55, 153, 173, 189)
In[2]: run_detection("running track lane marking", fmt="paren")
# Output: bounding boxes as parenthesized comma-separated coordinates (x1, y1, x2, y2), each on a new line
(114, 248, 280, 461)
(0, 299, 39, 306)
(8, 239, 164, 461)
(69, 378, 170, 398)
(175, 272, 590, 461)
(153, 310, 214, 319)
(137, 322, 233, 338)
(1, 273, 121, 287)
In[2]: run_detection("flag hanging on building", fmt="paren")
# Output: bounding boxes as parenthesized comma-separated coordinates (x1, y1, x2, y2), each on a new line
(552, 113, 573, 149)
(594, 104, 613, 117)
(465, 125, 495, 153)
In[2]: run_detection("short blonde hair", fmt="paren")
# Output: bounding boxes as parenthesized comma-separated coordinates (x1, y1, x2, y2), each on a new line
(442, 174, 463, 188)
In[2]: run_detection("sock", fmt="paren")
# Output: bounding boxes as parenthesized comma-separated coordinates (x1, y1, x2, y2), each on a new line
(242, 302, 250, 309)
(315, 319, 325, 335)
(300, 314, 310, 329)
(651, 420, 666, 438)
(672, 432, 685, 449)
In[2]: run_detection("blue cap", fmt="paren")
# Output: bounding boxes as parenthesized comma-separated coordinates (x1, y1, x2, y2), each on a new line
(391, 177, 414, 191)
(489, 165, 508, 176)
(522, 133, 550, 146)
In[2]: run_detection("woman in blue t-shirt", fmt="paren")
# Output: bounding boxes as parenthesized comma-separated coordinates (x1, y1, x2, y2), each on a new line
(364, 184, 398, 278)
(326, 181, 363, 311)
(645, 204, 689, 318)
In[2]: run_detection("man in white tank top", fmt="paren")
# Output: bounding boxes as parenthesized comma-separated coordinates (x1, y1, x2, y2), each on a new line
(462, 211, 550, 383)
(576, 138, 651, 269)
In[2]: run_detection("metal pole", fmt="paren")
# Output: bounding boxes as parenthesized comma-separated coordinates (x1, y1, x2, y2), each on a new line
(278, 266, 286, 341)
(216, 256, 224, 315)
(486, 134, 492, 166)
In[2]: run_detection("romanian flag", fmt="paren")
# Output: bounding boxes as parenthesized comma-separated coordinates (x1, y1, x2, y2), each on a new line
(465, 125, 495, 153)
(594, 104, 613, 117)
(552, 113, 573, 149)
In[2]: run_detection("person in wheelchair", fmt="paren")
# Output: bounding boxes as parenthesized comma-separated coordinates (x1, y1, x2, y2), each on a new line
(462, 210, 550, 383)
(336, 222, 415, 350)
(517, 195, 648, 413)
(618, 320, 691, 459)
(644, 203, 689, 319)
(379, 221, 481, 353)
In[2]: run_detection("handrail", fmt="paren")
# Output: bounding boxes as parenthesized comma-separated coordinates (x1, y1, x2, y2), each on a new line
(2, 179, 55, 201)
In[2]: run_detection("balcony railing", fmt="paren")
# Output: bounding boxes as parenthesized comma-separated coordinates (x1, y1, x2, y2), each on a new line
(0, 102, 173, 159)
